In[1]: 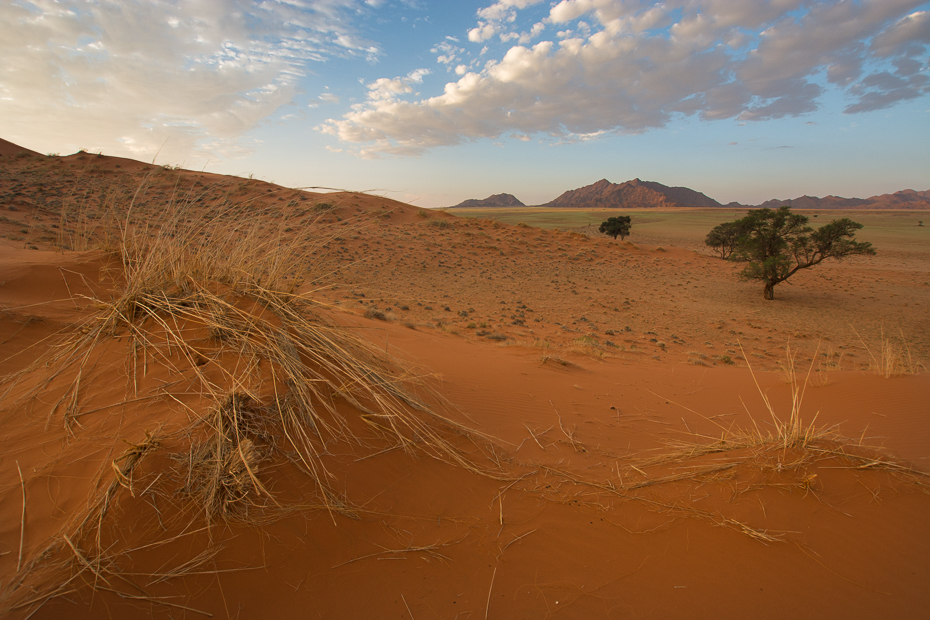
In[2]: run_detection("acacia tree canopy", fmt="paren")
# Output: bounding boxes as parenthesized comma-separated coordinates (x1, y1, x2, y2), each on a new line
(709, 206, 876, 300)
(705, 220, 750, 259)
(599, 216, 632, 240)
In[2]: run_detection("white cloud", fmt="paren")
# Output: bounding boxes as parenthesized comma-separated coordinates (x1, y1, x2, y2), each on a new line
(355, 68, 431, 105)
(470, 0, 547, 43)
(478, 0, 546, 23)
(0, 0, 378, 162)
(324, 0, 930, 156)
(432, 40, 465, 66)
(518, 22, 547, 44)
(468, 22, 498, 43)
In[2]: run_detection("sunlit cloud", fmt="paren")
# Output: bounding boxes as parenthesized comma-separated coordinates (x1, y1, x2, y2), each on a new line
(0, 0, 378, 162)
(324, 0, 930, 157)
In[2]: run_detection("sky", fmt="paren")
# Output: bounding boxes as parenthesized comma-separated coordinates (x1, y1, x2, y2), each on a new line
(2, 0, 929, 207)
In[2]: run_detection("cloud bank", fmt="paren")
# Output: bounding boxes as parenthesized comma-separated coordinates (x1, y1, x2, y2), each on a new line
(323, 0, 930, 157)
(0, 0, 377, 161)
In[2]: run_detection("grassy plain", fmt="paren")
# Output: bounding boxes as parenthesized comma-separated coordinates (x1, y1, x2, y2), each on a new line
(447, 207, 930, 256)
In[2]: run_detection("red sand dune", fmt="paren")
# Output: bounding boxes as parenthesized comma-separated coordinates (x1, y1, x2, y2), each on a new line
(0, 139, 41, 158)
(0, 147, 928, 619)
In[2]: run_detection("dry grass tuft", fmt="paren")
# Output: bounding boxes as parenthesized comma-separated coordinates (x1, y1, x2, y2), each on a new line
(5, 193, 491, 514)
(525, 338, 929, 547)
(853, 326, 924, 377)
(738, 341, 825, 450)
(540, 355, 581, 369)
(0, 185, 501, 614)
(183, 392, 275, 521)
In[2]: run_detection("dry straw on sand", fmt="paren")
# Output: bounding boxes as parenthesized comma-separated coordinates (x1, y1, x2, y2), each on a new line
(517, 341, 929, 546)
(0, 180, 499, 615)
(852, 326, 924, 378)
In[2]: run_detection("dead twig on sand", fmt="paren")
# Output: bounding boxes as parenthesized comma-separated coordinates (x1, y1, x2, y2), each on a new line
(550, 400, 582, 452)
(501, 529, 537, 553)
(16, 461, 25, 573)
(331, 543, 452, 569)
(402, 594, 415, 620)
(485, 566, 497, 620)
(97, 587, 214, 617)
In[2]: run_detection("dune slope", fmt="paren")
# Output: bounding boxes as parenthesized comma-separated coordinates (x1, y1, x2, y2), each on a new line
(0, 150, 928, 619)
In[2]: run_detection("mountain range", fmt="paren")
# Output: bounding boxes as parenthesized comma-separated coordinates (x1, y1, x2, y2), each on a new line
(451, 178, 930, 210)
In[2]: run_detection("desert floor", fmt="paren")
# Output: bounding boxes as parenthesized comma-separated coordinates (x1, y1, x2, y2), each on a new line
(0, 148, 928, 619)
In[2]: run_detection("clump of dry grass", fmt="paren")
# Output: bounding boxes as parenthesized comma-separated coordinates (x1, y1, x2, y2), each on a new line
(183, 392, 275, 521)
(0, 182, 503, 616)
(852, 326, 923, 377)
(751, 342, 823, 449)
(540, 355, 581, 369)
(630, 343, 831, 475)
(523, 340, 928, 547)
(4, 188, 493, 517)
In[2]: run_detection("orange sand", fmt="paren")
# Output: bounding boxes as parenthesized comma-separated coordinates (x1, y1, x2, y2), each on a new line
(0, 146, 928, 619)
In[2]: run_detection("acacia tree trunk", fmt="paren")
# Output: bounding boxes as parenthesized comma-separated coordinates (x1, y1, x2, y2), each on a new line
(763, 282, 775, 300)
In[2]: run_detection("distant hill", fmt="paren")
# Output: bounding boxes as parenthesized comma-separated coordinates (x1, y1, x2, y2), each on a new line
(753, 189, 930, 210)
(451, 193, 525, 208)
(537, 178, 723, 209)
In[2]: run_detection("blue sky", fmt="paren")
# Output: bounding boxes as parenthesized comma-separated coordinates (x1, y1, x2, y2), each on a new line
(2, 0, 928, 207)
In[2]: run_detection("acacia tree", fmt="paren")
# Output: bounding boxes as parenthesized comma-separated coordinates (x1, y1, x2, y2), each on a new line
(599, 215, 632, 240)
(705, 220, 750, 259)
(710, 206, 875, 300)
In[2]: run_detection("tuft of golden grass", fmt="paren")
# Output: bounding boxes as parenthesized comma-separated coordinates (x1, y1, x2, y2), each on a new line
(183, 392, 276, 521)
(521, 339, 928, 548)
(0, 184, 507, 615)
(735, 342, 825, 449)
(633, 342, 831, 474)
(852, 326, 923, 378)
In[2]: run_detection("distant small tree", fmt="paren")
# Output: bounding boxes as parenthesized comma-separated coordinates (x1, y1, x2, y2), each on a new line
(709, 206, 875, 300)
(705, 220, 750, 259)
(599, 216, 632, 240)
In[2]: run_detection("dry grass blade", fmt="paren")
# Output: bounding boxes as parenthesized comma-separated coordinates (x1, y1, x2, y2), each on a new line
(62, 535, 112, 588)
(16, 461, 25, 573)
(110, 431, 161, 499)
(331, 543, 452, 569)
(96, 587, 215, 617)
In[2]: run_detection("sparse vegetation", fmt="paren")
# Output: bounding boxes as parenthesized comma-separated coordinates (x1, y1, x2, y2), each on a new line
(364, 306, 388, 321)
(428, 219, 453, 229)
(853, 327, 924, 377)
